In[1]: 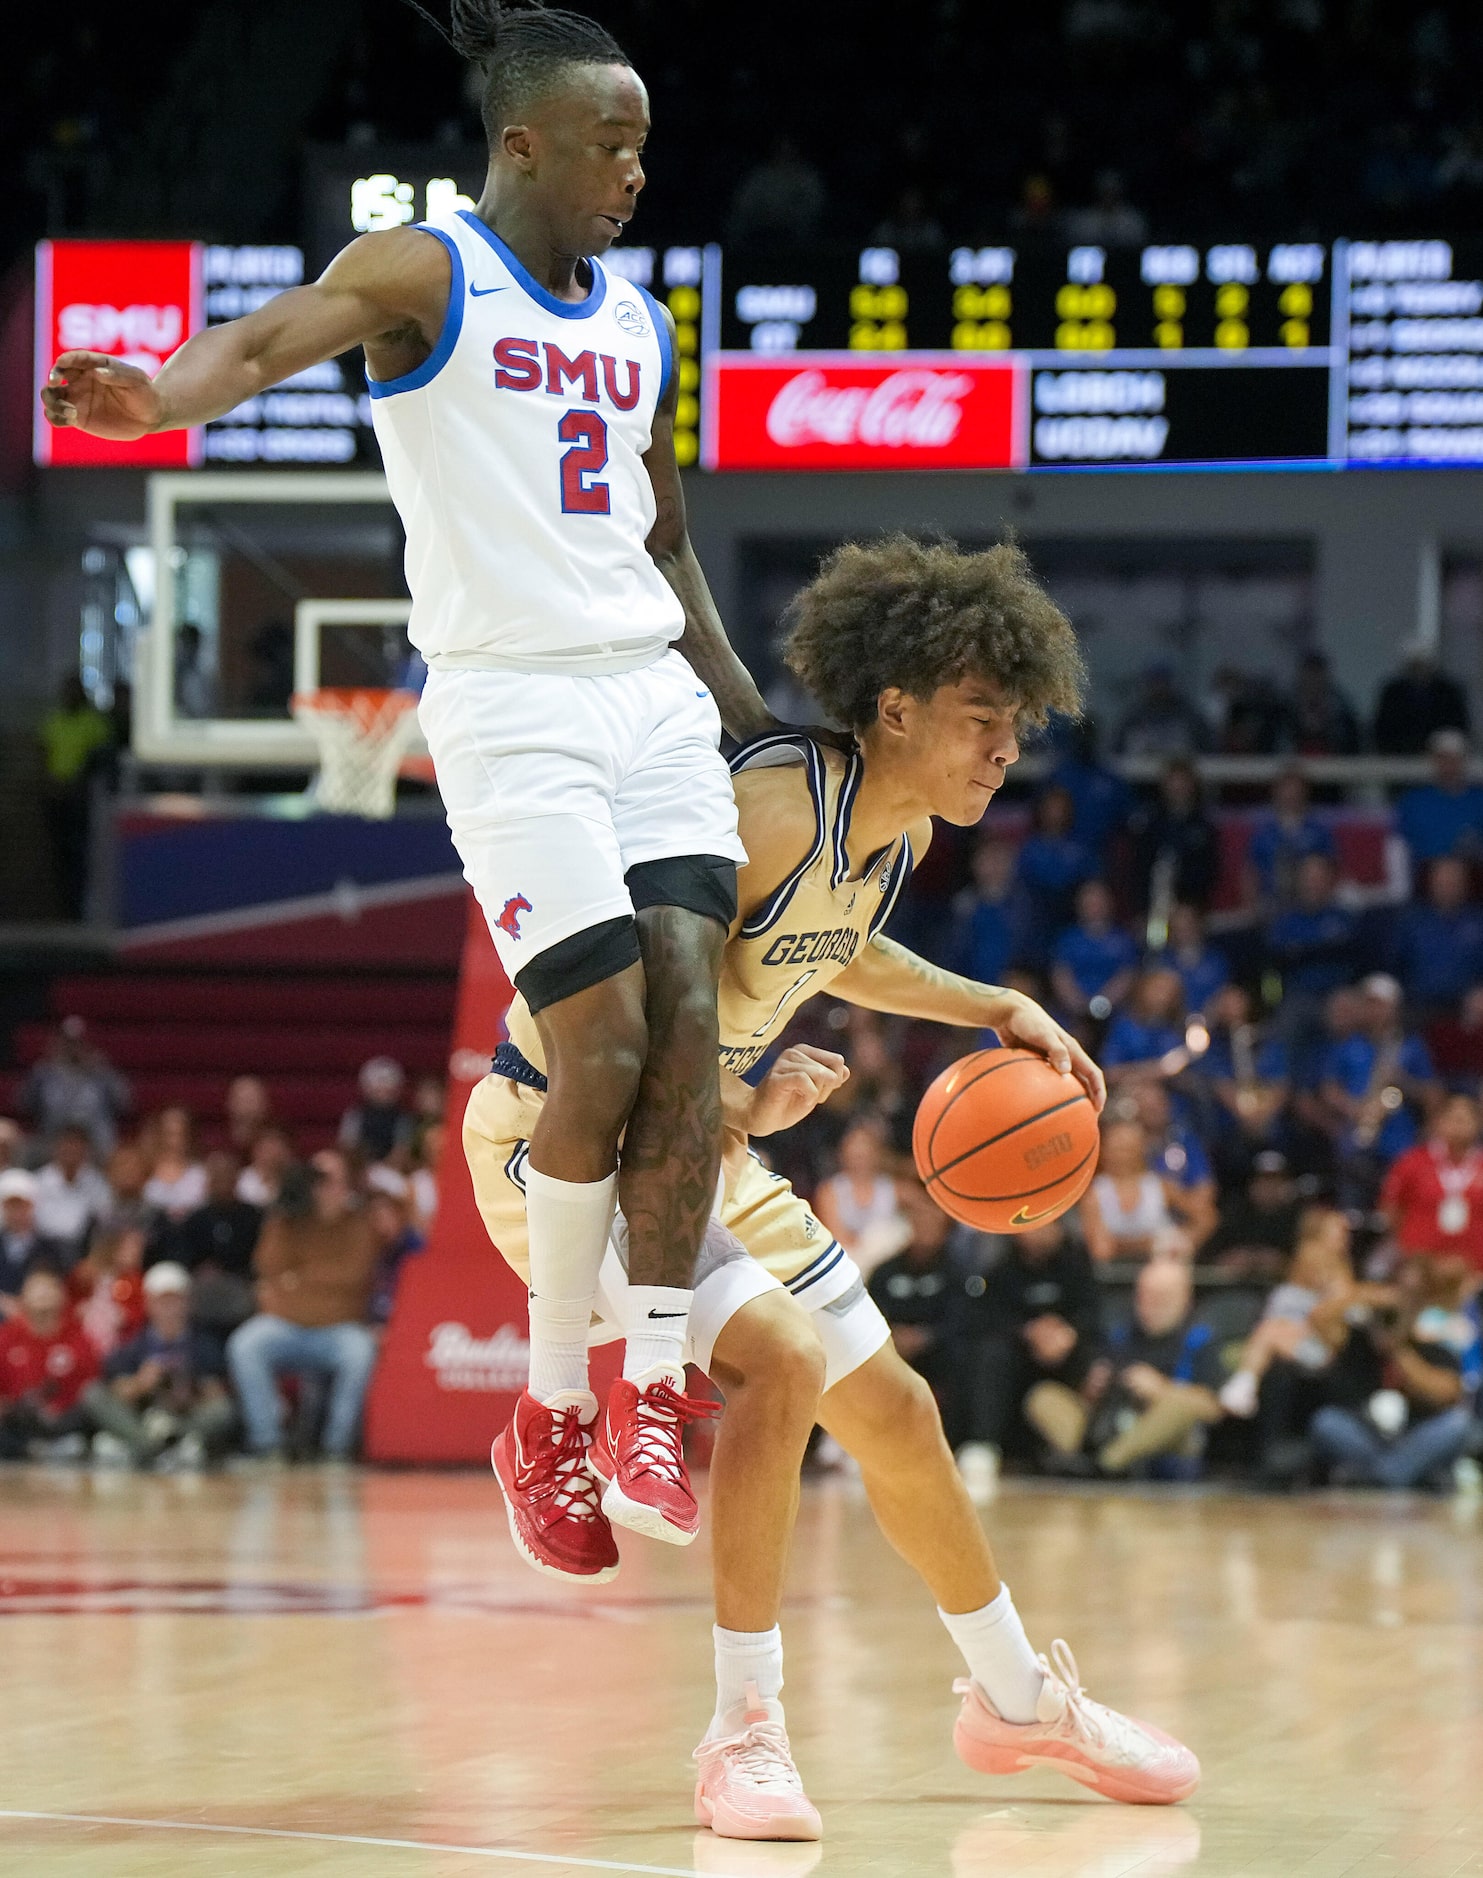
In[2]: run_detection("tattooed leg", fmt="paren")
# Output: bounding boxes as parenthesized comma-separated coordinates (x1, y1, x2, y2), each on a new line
(620, 904, 726, 1289)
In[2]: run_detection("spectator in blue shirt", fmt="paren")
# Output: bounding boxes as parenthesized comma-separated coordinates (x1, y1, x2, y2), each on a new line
(1103, 968, 1188, 1087)
(1150, 903, 1229, 1015)
(1048, 717, 1133, 856)
(1129, 1079, 1219, 1249)
(1016, 785, 1096, 958)
(1267, 854, 1359, 1002)
(1321, 975, 1439, 1199)
(1396, 729, 1483, 866)
(1197, 981, 1291, 1160)
(951, 835, 1026, 991)
(1245, 766, 1336, 911)
(1051, 880, 1139, 1019)
(1390, 855, 1483, 1016)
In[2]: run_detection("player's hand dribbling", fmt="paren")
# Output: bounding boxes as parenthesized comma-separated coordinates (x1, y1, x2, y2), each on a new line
(984, 989, 1106, 1112)
(42, 353, 165, 439)
(748, 1045, 849, 1137)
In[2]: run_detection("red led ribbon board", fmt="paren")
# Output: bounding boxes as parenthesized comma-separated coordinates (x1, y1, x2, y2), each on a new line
(34, 239, 203, 466)
(704, 353, 1028, 471)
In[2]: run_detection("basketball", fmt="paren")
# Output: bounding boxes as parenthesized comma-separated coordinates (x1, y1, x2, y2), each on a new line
(913, 1047, 1100, 1233)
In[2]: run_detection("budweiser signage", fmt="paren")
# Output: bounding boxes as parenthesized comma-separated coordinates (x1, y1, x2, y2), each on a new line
(34, 239, 203, 467)
(423, 1321, 530, 1393)
(705, 353, 1027, 471)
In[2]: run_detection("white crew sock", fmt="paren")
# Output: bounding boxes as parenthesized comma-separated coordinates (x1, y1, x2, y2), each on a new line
(524, 1165, 617, 1404)
(939, 1585, 1046, 1724)
(621, 1284, 693, 1383)
(709, 1623, 784, 1736)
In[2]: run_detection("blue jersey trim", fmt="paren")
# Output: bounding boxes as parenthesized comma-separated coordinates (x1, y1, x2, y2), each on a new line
(457, 211, 607, 319)
(733, 736, 829, 938)
(638, 285, 674, 403)
(868, 832, 914, 939)
(365, 224, 464, 400)
(830, 752, 865, 888)
(788, 1244, 846, 1297)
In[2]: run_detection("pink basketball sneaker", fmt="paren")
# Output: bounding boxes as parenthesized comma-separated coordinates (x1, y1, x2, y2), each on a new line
(693, 1685, 823, 1842)
(953, 1640, 1200, 1805)
(490, 1388, 619, 1585)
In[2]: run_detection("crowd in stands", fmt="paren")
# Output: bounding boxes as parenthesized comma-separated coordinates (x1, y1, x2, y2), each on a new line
(0, 1051, 441, 1468)
(7, 679, 1483, 1496)
(766, 714, 1483, 1501)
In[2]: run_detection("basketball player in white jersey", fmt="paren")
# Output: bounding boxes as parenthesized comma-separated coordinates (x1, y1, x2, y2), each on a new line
(43, 2, 773, 1576)
(465, 537, 1200, 1839)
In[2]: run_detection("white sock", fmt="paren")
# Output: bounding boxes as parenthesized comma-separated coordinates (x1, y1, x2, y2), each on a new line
(621, 1284, 692, 1382)
(710, 1623, 784, 1736)
(524, 1165, 617, 1404)
(939, 1585, 1045, 1724)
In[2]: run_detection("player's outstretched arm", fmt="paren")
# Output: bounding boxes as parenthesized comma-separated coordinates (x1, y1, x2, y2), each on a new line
(643, 309, 772, 741)
(40, 228, 449, 438)
(833, 933, 1106, 1112)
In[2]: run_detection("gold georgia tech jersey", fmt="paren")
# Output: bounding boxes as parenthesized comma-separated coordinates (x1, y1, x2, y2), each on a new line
(716, 734, 914, 1075)
(501, 734, 913, 1077)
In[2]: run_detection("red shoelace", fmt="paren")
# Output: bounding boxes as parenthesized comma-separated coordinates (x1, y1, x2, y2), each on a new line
(520, 1404, 606, 1524)
(618, 1380, 721, 1483)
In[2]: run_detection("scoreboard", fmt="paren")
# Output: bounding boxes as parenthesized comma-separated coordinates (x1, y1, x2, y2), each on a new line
(40, 174, 1483, 476)
(700, 237, 1483, 471)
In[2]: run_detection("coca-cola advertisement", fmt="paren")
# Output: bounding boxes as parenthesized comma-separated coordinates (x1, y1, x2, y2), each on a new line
(704, 353, 1027, 471)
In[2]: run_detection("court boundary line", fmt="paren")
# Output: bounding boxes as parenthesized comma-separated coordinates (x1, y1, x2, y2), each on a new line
(0, 1809, 723, 1877)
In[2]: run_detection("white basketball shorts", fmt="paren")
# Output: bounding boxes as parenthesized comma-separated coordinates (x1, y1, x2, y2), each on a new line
(419, 649, 747, 980)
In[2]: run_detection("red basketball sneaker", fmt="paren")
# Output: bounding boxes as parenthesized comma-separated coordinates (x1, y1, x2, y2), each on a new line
(588, 1364, 720, 1546)
(491, 1388, 619, 1584)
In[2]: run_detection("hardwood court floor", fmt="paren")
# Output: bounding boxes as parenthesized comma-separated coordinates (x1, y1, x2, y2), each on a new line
(0, 1465, 1479, 1878)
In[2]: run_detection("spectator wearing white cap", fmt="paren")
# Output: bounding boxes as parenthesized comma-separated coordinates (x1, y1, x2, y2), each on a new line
(1396, 730, 1483, 866)
(0, 1169, 72, 1309)
(339, 1057, 414, 1165)
(33, 1123, 112, 1259)
(87, 1262, 235, 1470)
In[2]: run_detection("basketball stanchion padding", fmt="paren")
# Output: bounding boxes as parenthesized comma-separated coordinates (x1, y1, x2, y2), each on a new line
(292, 687, 421, 819)
(913, 1046, 1100, 1233)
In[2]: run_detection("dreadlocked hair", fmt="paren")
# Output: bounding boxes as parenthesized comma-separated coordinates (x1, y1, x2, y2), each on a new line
(400, 0, 628, 136)
(783, 534, 1087, 736)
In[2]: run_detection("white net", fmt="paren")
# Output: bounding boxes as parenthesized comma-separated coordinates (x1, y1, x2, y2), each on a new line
(291, 689, 421, 818)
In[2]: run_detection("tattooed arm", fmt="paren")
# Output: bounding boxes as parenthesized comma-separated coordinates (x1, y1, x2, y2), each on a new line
(832, 934, 1106, 1110)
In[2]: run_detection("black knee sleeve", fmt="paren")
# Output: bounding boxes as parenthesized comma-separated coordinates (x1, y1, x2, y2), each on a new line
(514, 915, 641, 1015)
(625, 853, 738, 929)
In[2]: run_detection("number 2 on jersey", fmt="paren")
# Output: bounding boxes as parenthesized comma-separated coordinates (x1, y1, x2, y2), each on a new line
(558, 410, 611, 515)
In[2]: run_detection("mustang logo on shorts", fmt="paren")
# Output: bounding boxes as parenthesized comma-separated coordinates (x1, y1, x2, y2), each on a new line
(496, 894, 533, 940)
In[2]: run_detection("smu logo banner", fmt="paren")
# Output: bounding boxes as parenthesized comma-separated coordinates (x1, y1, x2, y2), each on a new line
(704, 353, 1028, 471)
(35, 239, 204, 467)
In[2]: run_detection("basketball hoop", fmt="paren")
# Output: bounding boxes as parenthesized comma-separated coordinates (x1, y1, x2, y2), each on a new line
(291, 688, 421, 818)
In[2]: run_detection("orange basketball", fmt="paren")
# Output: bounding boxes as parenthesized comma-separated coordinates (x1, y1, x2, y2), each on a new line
(912, 1047, 1099, 1233)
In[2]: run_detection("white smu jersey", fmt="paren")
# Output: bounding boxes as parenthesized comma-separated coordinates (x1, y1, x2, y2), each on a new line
(368, 211, 683, 666)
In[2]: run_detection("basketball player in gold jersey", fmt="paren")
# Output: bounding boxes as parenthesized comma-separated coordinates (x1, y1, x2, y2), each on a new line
(465, 536, 1200, 1839)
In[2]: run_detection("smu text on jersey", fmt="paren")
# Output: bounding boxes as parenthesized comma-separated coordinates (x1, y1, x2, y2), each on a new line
(369, 211, 682, 667)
